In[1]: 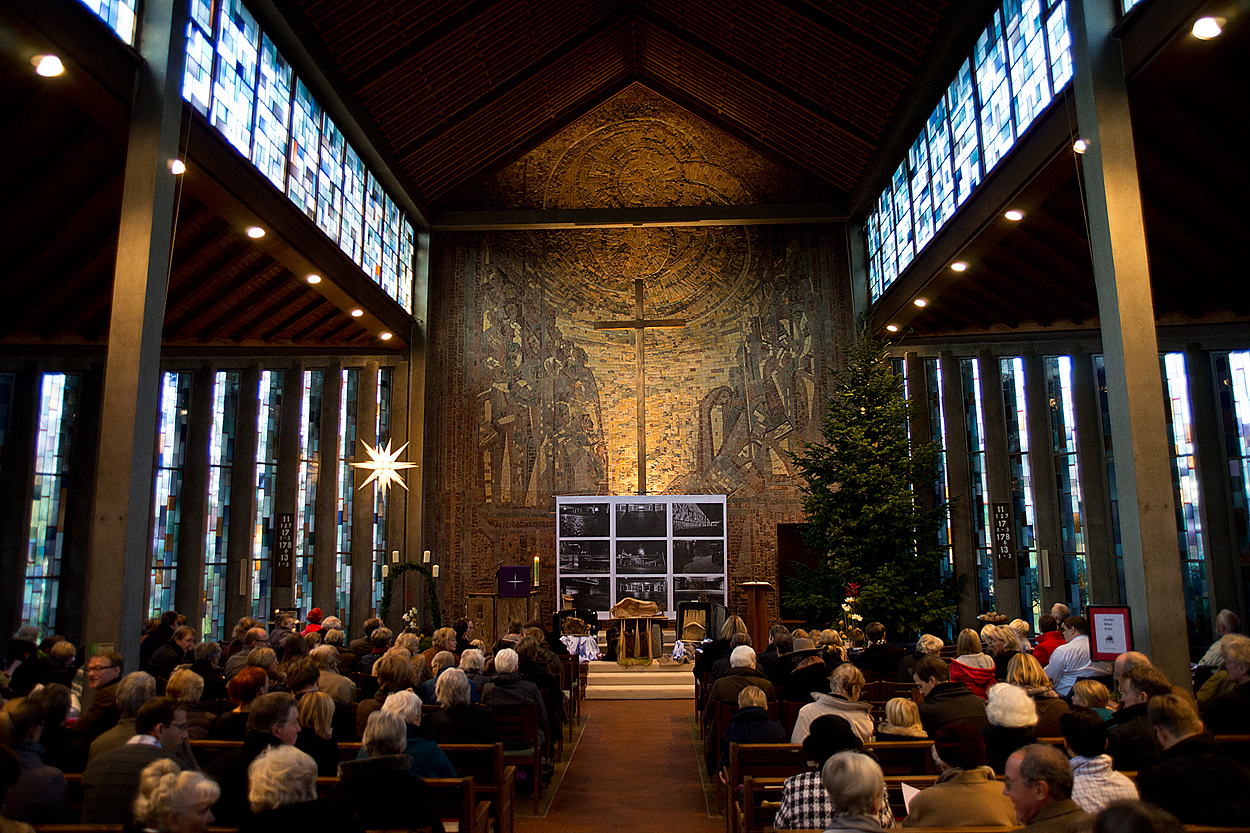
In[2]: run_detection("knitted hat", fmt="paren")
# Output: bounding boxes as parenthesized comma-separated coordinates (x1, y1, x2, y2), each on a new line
(307, 607, 323, 624)
(802, 714, 862, 763)
(934, 724, 987, 769)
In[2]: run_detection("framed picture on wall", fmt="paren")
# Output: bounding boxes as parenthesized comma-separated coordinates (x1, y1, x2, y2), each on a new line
(559, 502, 611, 537)
(1087, 605, 1132, 661)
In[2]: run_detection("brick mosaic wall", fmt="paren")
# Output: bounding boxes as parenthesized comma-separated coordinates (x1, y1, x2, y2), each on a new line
(425, 86, 853, 623)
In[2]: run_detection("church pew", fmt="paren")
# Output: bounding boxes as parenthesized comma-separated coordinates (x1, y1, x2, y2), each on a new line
(722, 743, 814, 833)
(317, 775, 488, 833)
(441, 743, 516, 833)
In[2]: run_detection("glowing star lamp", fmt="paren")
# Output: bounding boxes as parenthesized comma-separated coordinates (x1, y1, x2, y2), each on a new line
(350, 439, 418, 492)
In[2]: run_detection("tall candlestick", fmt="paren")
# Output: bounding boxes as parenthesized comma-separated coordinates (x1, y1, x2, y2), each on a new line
(432, 564, 439, 578)
(423, 550, 431, 563)
(533, 555, 540, 587)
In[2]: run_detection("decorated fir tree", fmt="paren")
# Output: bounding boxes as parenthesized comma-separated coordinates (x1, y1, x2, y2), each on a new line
(785, 329, 959, 636)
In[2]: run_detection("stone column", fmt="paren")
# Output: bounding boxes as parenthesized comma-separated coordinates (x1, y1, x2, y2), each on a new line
(314, 362, 342, 624)
(272, 364, 303, 612)
(1070, 0, 1188, 686)
(175, 368, 214, 626)
(979, 349, 1020, 620)
(352, 362, 380, 630)
(0, 367, 38, 638)
(82, 0, 187, 663)
(385, 360, 410, 631)
(224, 365, 261, 628)
(940, 351, 977, 628)
(1070, 350, 1120, 605)
(58, 366, 104, 639)
(1023, 351, 1062, 617)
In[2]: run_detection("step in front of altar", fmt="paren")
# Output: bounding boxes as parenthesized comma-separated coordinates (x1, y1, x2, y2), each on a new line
(584, 659, 695, 700)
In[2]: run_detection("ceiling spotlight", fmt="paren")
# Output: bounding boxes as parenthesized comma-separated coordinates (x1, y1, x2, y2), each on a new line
(1072, 139, 1088, 154)
(380, 332, 393, 341)
(886, 324, 899, 333)
(170, 159, 186, 175)
(1192, 16, 1225, 39)
(913, 298, 928, 308)
(1004, 209, 1024, 221)
(306, 274, 322, 285)
(350, 309, 364, 318)
(32, 55, 64, 77)
(246, 226, 265, 239)
(951, 261, 968, 272)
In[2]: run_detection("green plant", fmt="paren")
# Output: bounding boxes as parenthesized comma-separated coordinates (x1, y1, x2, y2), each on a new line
(785, 328, 960, 636)
(379, 561, 441, 627)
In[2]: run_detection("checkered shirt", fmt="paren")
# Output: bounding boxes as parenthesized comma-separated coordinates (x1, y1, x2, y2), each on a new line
(771, 770, 894, 830)
(1071, 754, 1139, 814)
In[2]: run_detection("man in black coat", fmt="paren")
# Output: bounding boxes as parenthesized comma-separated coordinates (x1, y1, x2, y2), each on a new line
(81, 697, 188, 823)
(139, 611, 178, 668)
(1202, 633, 1250, 734)
(1105, 664, 1169, 771)
(853, 622, 907, 676)
(144, 625, 196, 680)
(913, 654, 987, 737)
(205, 692, 300, 826)
(74, 651, 125, 740)
(1136, 694, 1250, 826)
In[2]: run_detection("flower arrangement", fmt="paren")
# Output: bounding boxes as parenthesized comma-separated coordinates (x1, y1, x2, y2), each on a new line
(840, 581, 864, 633)
(400, 607, 421, 634)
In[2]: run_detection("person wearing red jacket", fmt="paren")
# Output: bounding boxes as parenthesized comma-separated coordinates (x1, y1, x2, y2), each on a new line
(1032, 615, 1067, 667)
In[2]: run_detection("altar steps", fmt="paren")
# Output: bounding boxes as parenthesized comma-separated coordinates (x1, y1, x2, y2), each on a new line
(583, 659, 695, 700)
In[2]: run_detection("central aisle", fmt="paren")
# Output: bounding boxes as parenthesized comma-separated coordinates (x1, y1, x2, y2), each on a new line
(515, 699, 722, 833)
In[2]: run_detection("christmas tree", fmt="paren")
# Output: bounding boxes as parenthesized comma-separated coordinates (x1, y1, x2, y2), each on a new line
(785, 329, 960, 636)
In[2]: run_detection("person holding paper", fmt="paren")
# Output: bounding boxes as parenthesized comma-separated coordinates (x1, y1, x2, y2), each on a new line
(902, 724, 1017, 827)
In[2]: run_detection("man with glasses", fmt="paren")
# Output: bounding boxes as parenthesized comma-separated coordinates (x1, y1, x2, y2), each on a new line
(81, 697, 189, 823)
(1003, 744, 1090, 832)
(74, 651, 124, 739)
(222, 627, 269, 681)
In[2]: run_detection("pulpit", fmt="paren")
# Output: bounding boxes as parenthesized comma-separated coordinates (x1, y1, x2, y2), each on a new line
(466, 567, 539, 646)
(741, 581, 774, 653)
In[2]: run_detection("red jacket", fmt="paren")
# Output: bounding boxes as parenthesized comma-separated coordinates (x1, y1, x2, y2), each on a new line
(951, 658, 997, 699)
(1032, 631, 1066, 667)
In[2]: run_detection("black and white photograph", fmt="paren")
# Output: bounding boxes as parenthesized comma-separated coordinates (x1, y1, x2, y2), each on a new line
(616, 577, 667, 607)
(671, 502, 725, 536)
(559, 502, 611, 537)
(560, 576, 611, 611)
(558, 539, 610, 573)
(672, 539, 725, 574)
(614, 502, 667, 537)
(674, 575, 725, 591)
(615, 540, 667, 574)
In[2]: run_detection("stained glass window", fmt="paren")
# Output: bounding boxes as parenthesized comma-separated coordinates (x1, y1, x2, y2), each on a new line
(210, 0, 260, 155)
(287, 80, 321, 220)
(252, 371, 282, 618)
(372, 368, 393, 608)
(867, 211, 883, 301)
(879, 190, 899, 293)
(948, 59, 983, 208)
(926, 358, 954, 582)
(316, 119, 346, 241)
(976, 12, 1016, 171)
(1044, 356, 1088, 615)
(340, 144, 367, 264)
(1162, 352, 1210, 634)
(150, 372, 193, 621)
(380, 197, 402, 300)
(203, 370, 240, 642)
(1215, 352, 1250, 562)
(1004, 0, 1053, 133)
(399, 220, 415, 314)
(909, 134, 935, 252)
(1047, 2, 1074, 90)
(76, 0, 138, 45)
(251, 34, 291, 189)
(183, 1, 216, 116)
(297, 370, 323, 613)
(362, 174, 385, 283)
(926, 97, 957, 231)
(891, 163, 915, 274)
(24, 374, 81, 631)
(336, 369, 359, 631)
(1001, 357, 1040, 626)
(963, 358, 995, 612)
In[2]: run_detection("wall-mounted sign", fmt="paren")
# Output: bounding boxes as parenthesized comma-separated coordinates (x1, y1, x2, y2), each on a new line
(992, 503, 1017, 579)
(275, 513, 295, 586)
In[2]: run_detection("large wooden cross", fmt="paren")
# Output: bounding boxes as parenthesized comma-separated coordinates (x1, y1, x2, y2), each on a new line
(593, 279, 685, 495)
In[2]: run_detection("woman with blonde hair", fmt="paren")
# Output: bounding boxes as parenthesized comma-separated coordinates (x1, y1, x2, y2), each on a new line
(875, 697, 927, 741)
(695, 615, 748, 677)
(1006, 652, 1070, 736)
(294, 691, 339, 775)
(132, 759, 220, 833)
(818, 629, 848, 664)
(950, 628, 995, 699)
(1072, 679, 1114, 721)
(791, 663, 873, 744)
(990, 622, 1028, 680)
(240, 746, 356, 833)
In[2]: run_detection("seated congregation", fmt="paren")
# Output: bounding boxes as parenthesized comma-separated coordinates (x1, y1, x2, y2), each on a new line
(700, 606, 1250, 831)
(0, 609, 579, 833)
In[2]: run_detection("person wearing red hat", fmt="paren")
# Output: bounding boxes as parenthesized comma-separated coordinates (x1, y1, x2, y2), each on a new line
(301, 609, 323, 638)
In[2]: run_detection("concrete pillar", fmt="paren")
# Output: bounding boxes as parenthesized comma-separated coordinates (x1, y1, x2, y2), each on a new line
(175, 368, 214, 625)
(82, 0, 186, 663)
(979, 349, 1021, 620)
(272, 364, 303, 612)
(314, 361, 342, 625)
(1186, 345, 1245, 633)
(1070, 350, 1120, 605)
(225, 365, 261, 628)
(59, 366, 104, 640)
(0, 367, 38, 638)
(1070, 0, 1189, 686)
(940, 351, 978, 628)
(1023, 351, 1062, 618)
(352, 362, 379, 630)
(385, 361, 410, 631)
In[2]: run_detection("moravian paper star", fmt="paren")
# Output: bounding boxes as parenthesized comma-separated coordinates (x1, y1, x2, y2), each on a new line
(350, 439, 418, 492)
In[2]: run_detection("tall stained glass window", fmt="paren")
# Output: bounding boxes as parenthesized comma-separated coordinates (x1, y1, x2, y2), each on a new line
(372, 368, 393, 608)
(1004, 0, 1053, 133)
(1215, 352, 1250, 564)
(891, 163, 915, 273)
(1162, 353, 1210, 634)
(1044, 356, 1089, 614)
(362, 175, 385, 282)
(252, 33, 292, 190)
(76, 0, 138, 45)
(1093, 357, 1126, 601)
(184, 0, 216, 115)
(1001, 357, 1040, 626)
(211, 0, 260, 155)
(150, 372, 193, 621)
(976, 11, 1016, 171)
(296, 370, 324, 613)
(948, 59, 983, 209)
(24, 374, 81, 630)
(252, 371, 282, 618)
(336, 369, 360, 629)
(909, 134, 935, 251)
(340, 145, 367, 264)
(316, 120, 346, 241)
(962, 358, 995, 612)
(203, 371, 240, 641)
(287, 80, 321, 220)
(926, 97, 957, 230)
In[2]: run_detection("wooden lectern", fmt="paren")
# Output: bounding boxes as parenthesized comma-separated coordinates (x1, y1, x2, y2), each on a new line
(741, 581, 774, 652)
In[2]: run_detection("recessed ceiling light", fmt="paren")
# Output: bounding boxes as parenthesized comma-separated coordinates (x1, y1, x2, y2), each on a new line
(306, 274, 322, 285)
(1004, 209, 1024, 221)
(1193, 16, 1225, 39)
(886, 324, 899, 333)
(350, 309, 363, 318)
(170, 159, 186, 175)
(380, 332, 393, 341)
(246, 226, 265, 238)
(951, 261, 968, 272)
(913, 298, 928, 308)
(1072, 139, 1088, 154)
(32, 55, 64, 77)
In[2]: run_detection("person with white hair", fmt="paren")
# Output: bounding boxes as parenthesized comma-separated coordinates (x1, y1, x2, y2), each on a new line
(897, 634, 944, 683)
(983, 682, 1039, 773)
(309, 644, 356, 704)
(241, 745, 355, 833)
(378, 689, 456, 778)
(131, 759, 220, 833)
(819, 750, 886, 833)
(480, 648, 547, 750)
(791, 663, 873, 745)
(334, 710, 444, 833)
(1202, 633, 1250, 733)
(701, 645, 777, 771)
(423, 668, 498, 744)
(459, 647, 490, 695)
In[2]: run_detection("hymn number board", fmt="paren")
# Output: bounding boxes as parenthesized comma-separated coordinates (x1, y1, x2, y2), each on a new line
(556, 495, 728, 616)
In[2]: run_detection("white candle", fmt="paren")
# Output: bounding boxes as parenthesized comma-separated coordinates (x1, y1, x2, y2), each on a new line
(423, 550, 431, 563)
(381, 564, 389, 578)
(392, 550, 400, 563)
(432, 564, 439, 578)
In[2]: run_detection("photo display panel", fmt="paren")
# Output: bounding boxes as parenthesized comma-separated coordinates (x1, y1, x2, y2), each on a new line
(556, 495, 727, 616)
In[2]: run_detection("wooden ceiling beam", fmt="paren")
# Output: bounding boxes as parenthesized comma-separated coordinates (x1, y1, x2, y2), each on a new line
(194, 271, 296, 342)
(286, 307, 343, 343)
(259, 295, 327, 343)
(164, 256, 281, 340)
